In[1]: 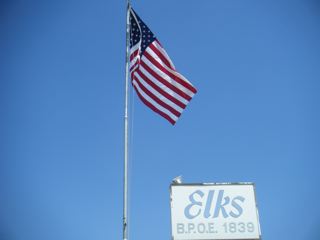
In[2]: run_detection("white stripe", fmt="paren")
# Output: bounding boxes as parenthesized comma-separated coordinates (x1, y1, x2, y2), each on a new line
(130, 56, 139, 69)
(141, 55, 195, 98)
(130, 44, 140, 70)
(139, 65, 189, 105)
(146, 46, 194, 86)
(134, 71, 184, 113)
(130, 66, 138, 75)
(152, 41, 175, 70)
(130, 54, 139, 63)
(130, 43, 140, 55)
(129, 63, 138, 75)
(132, 80, 178, 122)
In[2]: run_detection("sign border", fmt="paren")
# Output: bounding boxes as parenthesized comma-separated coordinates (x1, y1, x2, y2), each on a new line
(169, 182, 262, 240)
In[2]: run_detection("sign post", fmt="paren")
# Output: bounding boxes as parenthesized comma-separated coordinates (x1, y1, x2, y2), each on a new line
(170, 183, 261, 240)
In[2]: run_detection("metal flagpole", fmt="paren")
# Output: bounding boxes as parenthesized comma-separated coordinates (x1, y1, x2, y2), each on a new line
(123, 1, 131, 240)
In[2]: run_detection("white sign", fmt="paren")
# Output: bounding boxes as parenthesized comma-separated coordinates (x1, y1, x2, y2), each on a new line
(170, 183, 261, 240)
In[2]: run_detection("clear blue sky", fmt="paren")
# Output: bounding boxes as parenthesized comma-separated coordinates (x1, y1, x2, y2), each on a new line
(1, 0, 320, 240)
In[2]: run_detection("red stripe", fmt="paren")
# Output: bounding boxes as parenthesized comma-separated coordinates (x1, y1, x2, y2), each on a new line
(137, 69, 186, 109)
(140, 60, 192, 101)
(133, 85, 176, 125)
(130, 61, 139, 72)
(130, 49, 139, 61)
(149, 43, 174, 70)
(133, 76, 181, 117)
(144, 51, 197, 94)
(131, 71, 135, 81)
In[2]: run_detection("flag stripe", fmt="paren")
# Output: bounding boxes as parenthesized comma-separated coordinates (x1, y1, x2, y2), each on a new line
(144, 48, 197, 93)
(130, 49, 139, 61)
(141, 57, 193, 101)
(153, 41, 175, 69)
(139, 65, 189, 105)
(135, 71, 183, 114)
(130, 42, 140, 54)
(132, 81, 177, 124)
(143, 50, 196, 96)
(130, 60, 139, 72)
(133, 73, 182, 116)
(137, 68, 187, 109)
(149, 43, 173, 70)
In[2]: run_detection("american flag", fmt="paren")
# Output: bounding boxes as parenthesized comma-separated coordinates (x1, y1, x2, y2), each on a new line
(129, 8, 197, 125)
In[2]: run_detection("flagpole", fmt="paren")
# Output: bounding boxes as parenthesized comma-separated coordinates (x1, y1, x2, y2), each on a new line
(123, 1, 131, 240)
